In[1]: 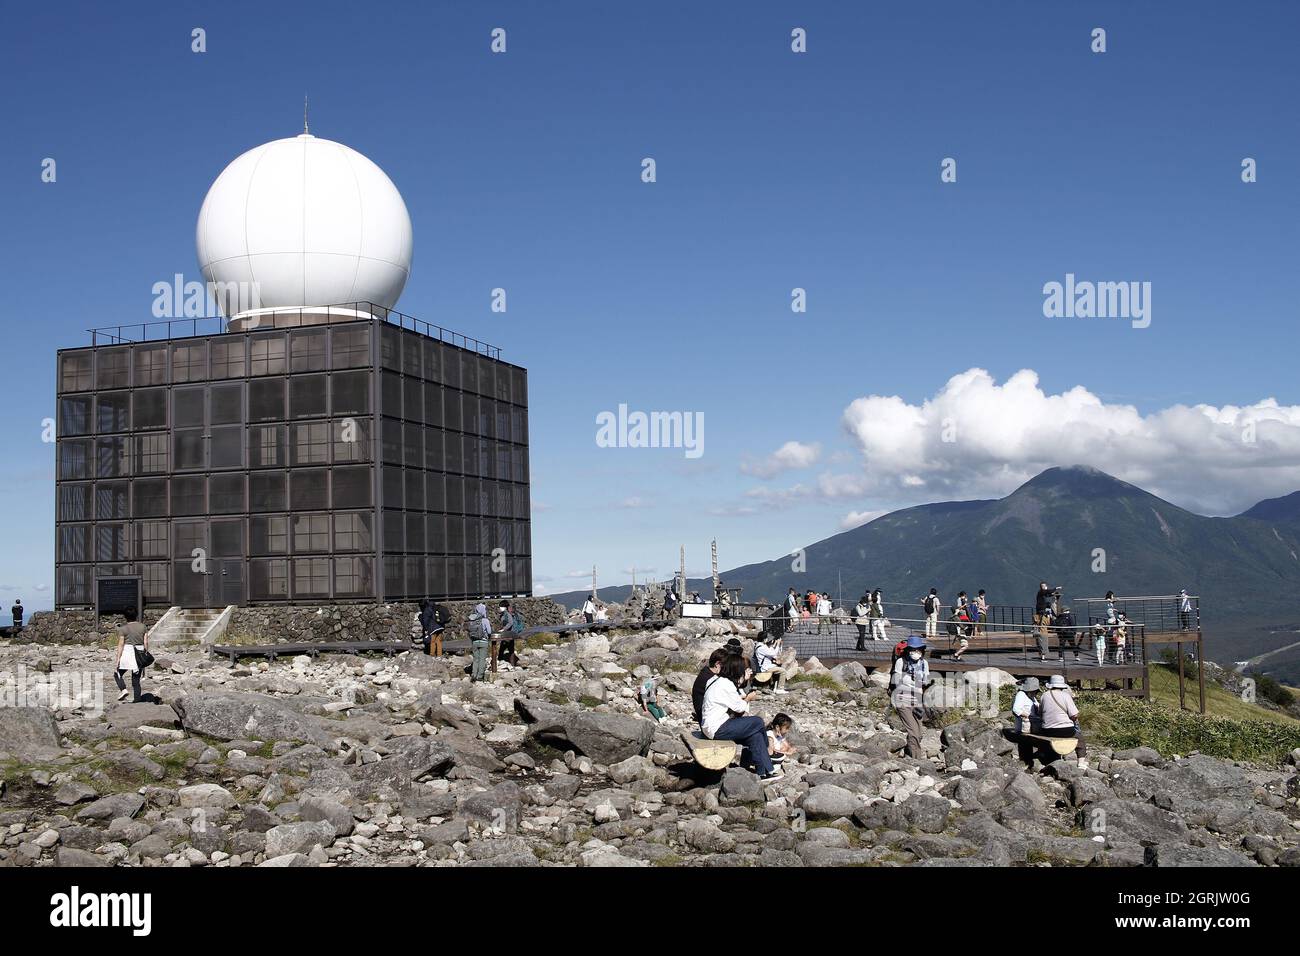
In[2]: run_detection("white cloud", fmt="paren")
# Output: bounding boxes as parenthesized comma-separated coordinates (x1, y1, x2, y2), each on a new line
(818, 368, 1300, 515)
(839, 509, 886, 530)
(740, 441, 822, 479)
(619, 496, 652, 509)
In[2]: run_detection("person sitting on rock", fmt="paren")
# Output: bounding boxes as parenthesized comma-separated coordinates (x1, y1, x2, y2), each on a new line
(701, 654, 780, 781)
(1011, 677, 1041, 735)
(767, 713, 796, 765)
(1039, 675, 1088, 770)
(890, 635, 932, 760)
(752, 632, 790, 695)
(692, 647, 729, 725)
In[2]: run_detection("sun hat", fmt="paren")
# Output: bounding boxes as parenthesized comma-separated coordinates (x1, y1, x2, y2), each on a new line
(1020, 677, 1041, 692)
(1046, 675, 1069, 690)
(905, 635, 926, 649)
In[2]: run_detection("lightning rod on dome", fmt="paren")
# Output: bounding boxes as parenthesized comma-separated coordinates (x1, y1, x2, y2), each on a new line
(303, 95, 309, 134)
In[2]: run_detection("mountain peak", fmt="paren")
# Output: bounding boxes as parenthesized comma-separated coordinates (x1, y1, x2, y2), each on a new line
(1014, 465, 1140, 498)
(1239, 490, 1300, 523)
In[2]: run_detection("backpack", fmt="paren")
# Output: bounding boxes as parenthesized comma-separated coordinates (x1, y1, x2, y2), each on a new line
(888, 641, 909, 688)
(946, 618, 959, 637)
(510, 611, 525, 634)
(434, 604, 451, 627)
(924, 595, 936, 615)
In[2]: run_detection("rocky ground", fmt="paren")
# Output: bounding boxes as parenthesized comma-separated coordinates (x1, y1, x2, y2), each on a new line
(1, 618, 1298, 868)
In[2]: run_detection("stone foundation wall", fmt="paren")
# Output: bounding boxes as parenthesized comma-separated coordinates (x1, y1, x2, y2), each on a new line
(223, 597, 569, 645)
(16, 609, 166, 646)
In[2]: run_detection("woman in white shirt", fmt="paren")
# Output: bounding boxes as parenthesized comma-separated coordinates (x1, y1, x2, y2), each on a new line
(701, 655, 781, 781)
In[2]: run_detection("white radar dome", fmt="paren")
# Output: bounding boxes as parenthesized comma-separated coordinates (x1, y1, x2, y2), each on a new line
(196, 133, 413, 322)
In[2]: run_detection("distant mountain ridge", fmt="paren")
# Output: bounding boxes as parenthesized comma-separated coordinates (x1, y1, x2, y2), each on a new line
(547, 467, 1300, 682)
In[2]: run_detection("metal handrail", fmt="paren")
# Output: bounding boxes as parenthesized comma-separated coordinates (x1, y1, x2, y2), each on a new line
(84, 301, 503, 360)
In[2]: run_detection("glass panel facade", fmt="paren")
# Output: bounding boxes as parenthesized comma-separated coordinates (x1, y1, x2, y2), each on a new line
(55, 320, 529, 605)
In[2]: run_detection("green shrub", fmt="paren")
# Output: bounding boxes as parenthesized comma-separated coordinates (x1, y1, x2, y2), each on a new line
(1078, 691, 1300, 764)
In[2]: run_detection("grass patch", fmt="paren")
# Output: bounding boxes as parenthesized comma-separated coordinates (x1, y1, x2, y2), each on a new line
(578, 696, 604, 708)
(1145, 664, 1299, 726)
(653, 853, 685, 867)
(1079, 686, 1300, 764)
(788, 673, 844, 692)
(807, 820, 861, 846)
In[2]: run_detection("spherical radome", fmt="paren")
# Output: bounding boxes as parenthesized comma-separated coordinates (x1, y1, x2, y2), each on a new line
(196, 134, 413, 317)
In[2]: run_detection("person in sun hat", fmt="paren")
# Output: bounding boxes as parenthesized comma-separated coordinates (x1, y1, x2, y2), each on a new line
(890, 635, 932, 759)
(1039, 674, 1088, 769)
(1011, 677, 1042, 735)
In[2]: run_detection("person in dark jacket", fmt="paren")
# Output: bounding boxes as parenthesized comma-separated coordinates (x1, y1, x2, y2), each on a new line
(10, 599, 23, 631)
(692, 648, 730, 725)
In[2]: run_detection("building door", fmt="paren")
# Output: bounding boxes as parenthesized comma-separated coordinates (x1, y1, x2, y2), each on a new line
(210, 558, 245, 607)
(171, 520, 209, 608)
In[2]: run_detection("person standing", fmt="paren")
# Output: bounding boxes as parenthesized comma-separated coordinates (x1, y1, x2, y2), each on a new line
(975, 589, 988, 636)
(921, 589, 939, 638)
(469, 603, 492, 681)
(869, 589, 887, 641)
(1034, 582, 1057, 661)
(1178, 589, 1193, 631)
(854, 594, 870, 650)
(112, 608, 148, 702)
(1039, 675, 1088, 770)
(582, 595, 596, 624)
(786, 587, 801, 634)
(816, 591, 831, 634)
(496, 600, 520, 669)
(890, 635, 931, 759)
(10, 598, 23, 632)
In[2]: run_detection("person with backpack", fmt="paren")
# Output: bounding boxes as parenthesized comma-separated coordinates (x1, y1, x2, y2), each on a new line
(1039, 675, 1088, 769)
(701, 654, 781, 782)
(428, 601, 450, 656)
(10, 598, 23, 632)
(1053, 605, 1079, 662)
(890, 635, 931, 759)
(853, 594, 870, 650)
(468, 603, 492, 681)
(921, 589, 939, 638)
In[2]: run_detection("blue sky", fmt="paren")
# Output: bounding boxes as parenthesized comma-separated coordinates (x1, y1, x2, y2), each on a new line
(2, 0, 1298, 610)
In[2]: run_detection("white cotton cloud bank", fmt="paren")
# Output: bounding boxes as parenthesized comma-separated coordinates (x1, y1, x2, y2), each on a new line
(821, 368, 1300, 516)
(740, 441, 822, 479)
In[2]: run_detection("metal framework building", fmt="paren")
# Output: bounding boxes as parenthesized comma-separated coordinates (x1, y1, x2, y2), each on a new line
(54, 306, 531, 608)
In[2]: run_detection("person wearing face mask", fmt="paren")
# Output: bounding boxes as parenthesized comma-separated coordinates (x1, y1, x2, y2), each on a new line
(890, 635, 932, 759)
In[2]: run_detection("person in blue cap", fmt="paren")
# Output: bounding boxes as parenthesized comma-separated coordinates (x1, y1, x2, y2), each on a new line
(890, 635, 933, 759)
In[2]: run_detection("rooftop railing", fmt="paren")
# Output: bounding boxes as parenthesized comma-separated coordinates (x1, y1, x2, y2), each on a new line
(85, 301, 502, 360)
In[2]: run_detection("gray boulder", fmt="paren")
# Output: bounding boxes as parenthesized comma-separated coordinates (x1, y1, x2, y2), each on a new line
(76, 792, 145, 822)
(514, 698, 655, 763)
(0, 707, 62, 760)
(265, 820, 337, 858)
(802, 784, 861, 820)
(172, 693, 333, 746)
(298, 795, 355, 837)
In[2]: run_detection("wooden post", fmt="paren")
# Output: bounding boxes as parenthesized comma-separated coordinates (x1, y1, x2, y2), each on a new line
(1197, 633, 1206, 714)
(1177, 640, 1186, 711)
(679, 546, 685, 601)
(711, 539, 719, 599)
(591, 565, 597, 601)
